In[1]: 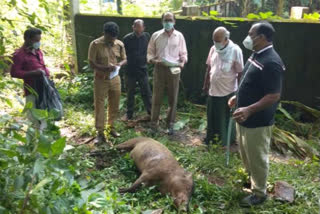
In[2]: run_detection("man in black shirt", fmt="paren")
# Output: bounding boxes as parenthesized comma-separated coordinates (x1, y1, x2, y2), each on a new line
(228, 21, 285, 207)
(123, 19, 152, 120)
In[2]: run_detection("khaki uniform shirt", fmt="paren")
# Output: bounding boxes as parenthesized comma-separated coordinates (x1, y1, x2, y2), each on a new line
(88, 36, 126, 79)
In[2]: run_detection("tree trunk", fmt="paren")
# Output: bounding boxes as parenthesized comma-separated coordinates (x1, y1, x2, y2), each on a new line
(117, 0, 122, 15)
(276, 0, 284, 16)
(241, 0, 251, 17)
(308, 0, 313, 12)
(70, 0, 79, 73)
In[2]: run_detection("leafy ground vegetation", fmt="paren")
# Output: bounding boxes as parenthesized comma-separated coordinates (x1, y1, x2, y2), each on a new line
(0, 72, 319, 214)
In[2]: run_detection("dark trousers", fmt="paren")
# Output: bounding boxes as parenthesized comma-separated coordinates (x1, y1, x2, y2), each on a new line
(205, 93, 236, 145)
(126, 69, 152, 118)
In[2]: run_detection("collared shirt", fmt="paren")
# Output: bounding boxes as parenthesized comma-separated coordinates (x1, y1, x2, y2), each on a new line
(147, 29, 188, 64)
(88, 36, 126, 79)
(237, 46, 285, 128)
(256, 44, 273, 54)
(206, 40, 244, 97)
(123, 32, 150, 71)
(11, 47, 50, 96)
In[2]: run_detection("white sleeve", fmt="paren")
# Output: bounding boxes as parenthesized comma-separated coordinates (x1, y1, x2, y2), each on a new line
(233, 46, 244, 73)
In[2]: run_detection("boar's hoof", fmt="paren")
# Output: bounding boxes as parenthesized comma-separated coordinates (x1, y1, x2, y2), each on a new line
(119, 188, 129, 193)
(119, 187, 137, 193)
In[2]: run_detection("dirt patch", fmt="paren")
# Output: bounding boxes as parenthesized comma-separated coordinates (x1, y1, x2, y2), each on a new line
(121, 114, 206, 146)
(169, 127, 205, 146)
(90, 150, 118, 170)
(60, 126, 96, 145)
(270, 151, 292, 164)
(207, 176, 225, 186)
(60, 126, 77, 139)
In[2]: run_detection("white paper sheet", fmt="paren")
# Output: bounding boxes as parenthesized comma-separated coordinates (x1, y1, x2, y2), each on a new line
(170, 67, 181, 75)
(162, 58, 180, 67)
(110, 66, 120, 79)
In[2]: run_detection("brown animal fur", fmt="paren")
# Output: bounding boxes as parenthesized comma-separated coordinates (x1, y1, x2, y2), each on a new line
(116, 137, 194, 211)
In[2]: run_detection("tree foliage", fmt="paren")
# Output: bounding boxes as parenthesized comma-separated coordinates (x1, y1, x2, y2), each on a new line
(0, 0, 73, 74)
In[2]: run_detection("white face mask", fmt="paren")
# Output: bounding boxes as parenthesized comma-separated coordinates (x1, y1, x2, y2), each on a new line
(243, 36, 253, 50)
(32, 42, 41, 50)
(214, 42, 224, 50)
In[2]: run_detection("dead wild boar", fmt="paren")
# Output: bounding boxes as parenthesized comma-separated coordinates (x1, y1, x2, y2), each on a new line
(116, 137, 194, 212)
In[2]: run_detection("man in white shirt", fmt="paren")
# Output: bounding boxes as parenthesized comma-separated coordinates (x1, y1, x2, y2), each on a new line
(147, 12, 188, 135)
(203, 27, 244, 145)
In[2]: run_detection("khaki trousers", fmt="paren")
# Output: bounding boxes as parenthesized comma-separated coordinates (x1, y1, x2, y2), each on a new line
(236, 123, 272, 196)
(151, 65, 180, 127)
(94, 75, 121, 133)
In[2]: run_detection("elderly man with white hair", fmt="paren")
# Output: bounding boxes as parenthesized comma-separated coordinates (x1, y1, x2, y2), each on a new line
(203, 26, 244, 145)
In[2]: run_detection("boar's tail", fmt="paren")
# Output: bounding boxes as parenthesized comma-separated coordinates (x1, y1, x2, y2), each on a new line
(187, 180, 195, 213)
(116, 137, 146, 151)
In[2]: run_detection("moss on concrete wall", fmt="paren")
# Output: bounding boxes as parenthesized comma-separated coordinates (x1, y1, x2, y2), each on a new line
(75, 14, 320, 108)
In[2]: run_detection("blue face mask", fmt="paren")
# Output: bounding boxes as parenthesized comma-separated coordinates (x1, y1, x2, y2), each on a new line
(32, 42, 41, 50)
(163, 22, 174, 31)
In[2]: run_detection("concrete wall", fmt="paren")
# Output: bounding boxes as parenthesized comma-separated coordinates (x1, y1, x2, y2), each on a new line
(75, 14, 320, 108)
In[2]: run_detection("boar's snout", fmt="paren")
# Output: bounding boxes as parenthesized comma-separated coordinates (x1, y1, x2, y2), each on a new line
(172, 173, 194, 212)
(174, 195, 188, 212)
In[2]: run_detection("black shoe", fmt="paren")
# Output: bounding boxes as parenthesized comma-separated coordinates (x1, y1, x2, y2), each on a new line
(94, 133, 106, 144)
(167, 126, 174, 135)
(127, 114, 133, 120)
(240, 194, 267, 207)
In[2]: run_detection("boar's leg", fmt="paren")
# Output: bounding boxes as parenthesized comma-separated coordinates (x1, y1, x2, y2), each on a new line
(116, 137, 144, 151)
(119, 173, 150, 193)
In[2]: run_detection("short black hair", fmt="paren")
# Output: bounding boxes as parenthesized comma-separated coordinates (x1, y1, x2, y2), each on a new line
(254, 21, 275, 42)
(161, 12, 176, 21)
(24, 28, 42, 41)
(103, 22, 119, 37)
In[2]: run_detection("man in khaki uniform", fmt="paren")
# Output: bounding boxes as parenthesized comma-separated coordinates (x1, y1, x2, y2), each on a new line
(88, 22, 127, 143)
